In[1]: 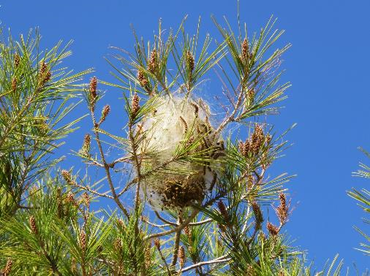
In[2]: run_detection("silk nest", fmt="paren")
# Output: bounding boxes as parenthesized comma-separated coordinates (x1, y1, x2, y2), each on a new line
(138, 95, 224, 209)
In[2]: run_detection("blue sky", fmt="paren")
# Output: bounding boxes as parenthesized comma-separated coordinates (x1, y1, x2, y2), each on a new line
(2, 0, 370, 271)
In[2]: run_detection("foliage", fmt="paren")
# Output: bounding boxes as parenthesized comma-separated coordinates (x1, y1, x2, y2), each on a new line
(0, 30, 91, 219)
(348, 148, 370, 255)
(0, 15, 368, 276)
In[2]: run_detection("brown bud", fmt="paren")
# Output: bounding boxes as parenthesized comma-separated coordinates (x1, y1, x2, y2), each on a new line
(179, 246, 186, 268)
(239, 139, 251, 157)
(148, 49, 158, 74)
(61, 170, 73, 184)
(14, 54, 20, 68)
(245, 264, 256, 276)
(145, 242, 152, 268)
(29, 215, 38, 235)
(40, 61, 47, 75)
(267, 222, 279, 236)
(71, 257, 77, 273)
(184, 225, 191, 240)
(89, 76, 97, 97)
(81, 134, 91, 156)
(258, 231, 267, 243)
(81, 192, 90, 208)
(251, 202, 263, 230)
(89, 77, 98, 109)
(245, 140, 252, 156)
(3, 258, 12, 276)
(241, 38, 249, 61)
(218, 200, 229, 223)
(131, 93, 140, 117)
(99, 104, 110, 124)
(117, 219, 125, 230)
(279, 193, 286, 210)
(66, 192, 75, 203)
(80, 230, 87, 251)
(137, 69, 150, 92)
(38, 61, 51, 87)
(248, 88, 255, 104)
(44, 71, 51, 83)
(11, 77, 17, 92)
(186, 50, 195, 73)
(137, 69, 146, 84)
(154, 238, 160, 250)
(254, 124, 264, 140)
(113, 237, 122, 251)
(276, 193, 289, 224)
(84, 133, 91, 147)
(251, 125, 264, 155)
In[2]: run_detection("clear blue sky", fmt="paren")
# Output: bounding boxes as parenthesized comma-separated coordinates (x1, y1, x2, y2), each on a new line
(2, 0, 370, 272)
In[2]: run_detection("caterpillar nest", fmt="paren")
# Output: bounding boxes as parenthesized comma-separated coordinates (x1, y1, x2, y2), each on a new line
(138, 96, 224, 210)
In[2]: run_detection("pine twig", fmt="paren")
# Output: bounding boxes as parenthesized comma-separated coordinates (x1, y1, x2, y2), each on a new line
(181, 255, 231, 273)
(89, 106, 130, 219)
(145, 209, 199, 240)
(171, 215, 182, 266)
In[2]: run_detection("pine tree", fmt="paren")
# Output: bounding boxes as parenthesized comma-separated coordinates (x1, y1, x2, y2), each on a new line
(348, 148, 370, 256)
(0, 16, 362, 276)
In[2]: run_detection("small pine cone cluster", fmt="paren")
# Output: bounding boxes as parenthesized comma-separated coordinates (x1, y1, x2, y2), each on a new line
(144, 243, 152, 269)
(113, 237, 122, 251)
(137, 69, 151, 94)
(186, 50, 195, 73)
(89, 77, 97, 99)
(3, 258, 13, 276)
(241, 38, 249, 61)
(131, 93, 140, 118)
(29, 215, 38, 235)
(154, 238, 160, 250)
(251, 202, 263, 230)
(238, 124, 271, 158)
(99, 105, 111, 124)
(81, 134, 91, 157)
(137, 69, 147, 86)
(245, 264, 256, 276)
(61, 170, 73, 185)
(38, 61, 51, 87)
(14, 53, 20, 68)
(148, 49, 158, 74)
(79, 230, 87, 251)
(276, 193, 289, 224)
(267, 221, 279, 236)
(178, 246, 186, 268)
(247, 88, 255, 103)
(240, 38, 251, 78)
(117, 219, 125, 230)
(89, 77, 98, 110)
(66, 192, 75, 204)
(11, 77, 17, 92)
(81, 192, 90, 208)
